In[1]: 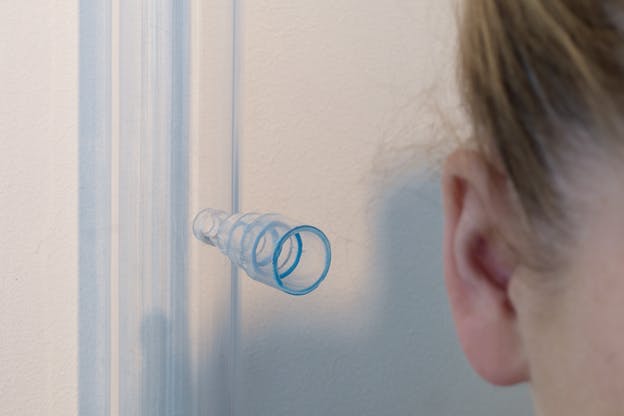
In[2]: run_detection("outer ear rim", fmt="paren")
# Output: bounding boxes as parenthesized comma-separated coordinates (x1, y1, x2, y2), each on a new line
(442, 148, 529, 386)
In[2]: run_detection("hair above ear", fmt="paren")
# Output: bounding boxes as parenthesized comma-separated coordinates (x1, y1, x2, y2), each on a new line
(442, 148, 529, 386)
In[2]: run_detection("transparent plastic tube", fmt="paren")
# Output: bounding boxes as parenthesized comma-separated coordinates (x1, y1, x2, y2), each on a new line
(193, 209, 331, 296)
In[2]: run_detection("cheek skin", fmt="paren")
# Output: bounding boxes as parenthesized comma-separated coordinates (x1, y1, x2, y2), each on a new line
(517, 265, 624, 415)
(574, 253, 624, 404)
(517, 197, 624, 415)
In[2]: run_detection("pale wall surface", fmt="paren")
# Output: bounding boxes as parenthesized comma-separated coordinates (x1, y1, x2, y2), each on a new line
(0, 1, 535, 415)
(237, 1, 533, 415)
(0, 1, 78, 415)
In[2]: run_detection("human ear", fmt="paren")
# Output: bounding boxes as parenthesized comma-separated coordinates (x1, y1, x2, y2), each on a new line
(441, 148, 529, 386)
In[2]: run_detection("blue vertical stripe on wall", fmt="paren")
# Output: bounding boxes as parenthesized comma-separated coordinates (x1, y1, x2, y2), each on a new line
(170, 0, 191, 413)
(118, 1, 191, 415)
(230, 0, 242, 414)
(78, 1, 111, 415)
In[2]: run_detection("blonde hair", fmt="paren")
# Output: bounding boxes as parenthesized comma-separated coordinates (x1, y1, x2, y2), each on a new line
(459, 0, 624, 270)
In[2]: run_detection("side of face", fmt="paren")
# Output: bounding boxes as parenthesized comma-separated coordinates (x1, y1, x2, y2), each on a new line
(442, 148, 624, 415)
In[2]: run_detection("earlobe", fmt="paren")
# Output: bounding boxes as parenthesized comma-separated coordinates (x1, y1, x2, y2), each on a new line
(442, 149, 529, 386)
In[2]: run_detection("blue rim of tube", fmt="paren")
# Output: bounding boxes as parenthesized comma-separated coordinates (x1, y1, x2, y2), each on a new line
(274, 232, 302, 279)
(272, 225, 331, 296)
(253, 228, 276, 266)
(250, 220, 299, 275)
(256, 228, 289, 268)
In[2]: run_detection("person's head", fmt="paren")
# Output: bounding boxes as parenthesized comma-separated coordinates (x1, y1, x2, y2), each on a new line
(442, 1, 624, 414)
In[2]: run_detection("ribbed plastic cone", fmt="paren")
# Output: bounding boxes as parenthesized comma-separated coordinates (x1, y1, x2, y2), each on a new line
(193, 208, 331, 296)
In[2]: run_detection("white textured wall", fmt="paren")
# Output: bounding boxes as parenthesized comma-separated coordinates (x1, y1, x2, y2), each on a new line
(238, 1, 533, 415)
(0, 1, 533, 415)
(0, 1, 78, 415)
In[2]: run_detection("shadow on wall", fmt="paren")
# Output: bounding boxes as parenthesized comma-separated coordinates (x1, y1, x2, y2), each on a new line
(239, 169, 533, 416)
(140, 312, 192, 416)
